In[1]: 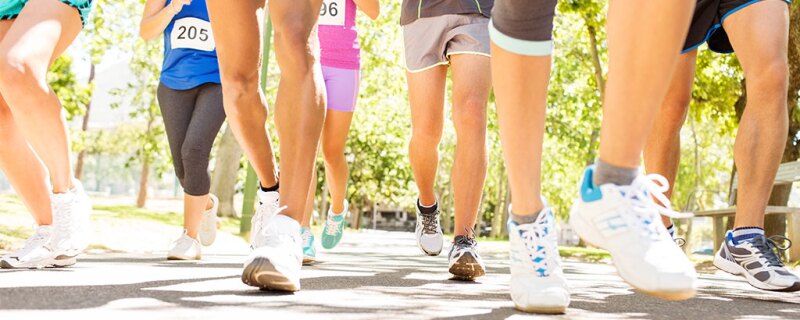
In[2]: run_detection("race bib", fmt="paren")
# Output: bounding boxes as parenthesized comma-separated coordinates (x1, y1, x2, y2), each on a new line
(318, 0, 345, 26)
(170, 17, 215, 52)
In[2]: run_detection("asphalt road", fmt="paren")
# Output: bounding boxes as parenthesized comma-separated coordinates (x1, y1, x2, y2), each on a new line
(1, 230, 798, 319)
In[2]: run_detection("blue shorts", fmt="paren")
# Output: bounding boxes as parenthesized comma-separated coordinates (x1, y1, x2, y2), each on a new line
(683, 0, 791, 53)
(0, 0, 92, 27)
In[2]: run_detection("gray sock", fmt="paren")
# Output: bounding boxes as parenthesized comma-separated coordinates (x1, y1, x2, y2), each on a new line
(593, 159, 638, 186)
(510, 209, 543, 225)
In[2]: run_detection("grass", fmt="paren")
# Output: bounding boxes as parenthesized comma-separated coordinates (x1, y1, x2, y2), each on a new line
(93, 204, 243, 236)
(558, 246, 611, 263)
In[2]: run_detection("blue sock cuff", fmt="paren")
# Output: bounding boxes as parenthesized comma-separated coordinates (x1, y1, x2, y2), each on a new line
(731, 227, 764, 244)
(666, 224, 675, 238)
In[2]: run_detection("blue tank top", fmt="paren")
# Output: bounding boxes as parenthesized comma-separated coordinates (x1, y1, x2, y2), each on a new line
(160, 0, 220, 90)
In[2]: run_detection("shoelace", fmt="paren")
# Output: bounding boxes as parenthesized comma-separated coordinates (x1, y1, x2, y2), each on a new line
(301, 230, 312, 247)
(324, 214, 343, 236)
(454, 228, 478, 251)
(751, 235, 792, 268)
(420, 212, 439, 234)
(251, 198, 281, 242)
(259, 206, 292, 246)
(674, 237, 687, 247)
(620, 174, 693, 238)
(518, 213, 557, 277)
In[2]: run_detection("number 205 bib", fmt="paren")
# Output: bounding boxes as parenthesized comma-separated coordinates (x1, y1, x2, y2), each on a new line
(171, 17, 216, 52)
(318, 0, 346, 26)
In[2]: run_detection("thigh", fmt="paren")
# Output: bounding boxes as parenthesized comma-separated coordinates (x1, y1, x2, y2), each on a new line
(206, 0, 265, 80)
(407, 66, 447, 130)
(722, 0, 789, 79)
(157, 83, 197, 154)
(0, 0, 82, 71)
(185, 84, 226, 153)
(450, 54, 491, 110)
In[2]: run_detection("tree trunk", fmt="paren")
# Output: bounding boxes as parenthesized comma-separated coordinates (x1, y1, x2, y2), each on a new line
(584, 19, 605, 165)
(490, 167, 506, 238)
(137, 158, 149, 208)
(74, 63, 96, 180)
(500, 181, 511, 238)
(210, 125, 243, 217)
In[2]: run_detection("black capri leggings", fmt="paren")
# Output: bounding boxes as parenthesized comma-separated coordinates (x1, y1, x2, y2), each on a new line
(156, 82, 226, 196)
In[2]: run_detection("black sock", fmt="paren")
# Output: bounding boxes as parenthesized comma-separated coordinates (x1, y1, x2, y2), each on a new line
(260, 181, 279, 192)
(417, 199, 438, 215)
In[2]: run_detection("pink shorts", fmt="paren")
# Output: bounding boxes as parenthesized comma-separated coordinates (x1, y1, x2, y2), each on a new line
(322, 65, 360, 112)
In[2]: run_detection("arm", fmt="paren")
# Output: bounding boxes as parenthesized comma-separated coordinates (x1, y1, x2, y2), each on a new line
(353, 0, 379, 20)
(139, 0, 191, 41)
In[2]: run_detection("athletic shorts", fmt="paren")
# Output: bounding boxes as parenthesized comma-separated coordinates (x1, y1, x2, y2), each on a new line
(322, 65, 360, 112)
(683, 0, 791, 53)
(0, 0, 92, 27)
(403, 14, 491, 73)
(488, 0, 557, 56)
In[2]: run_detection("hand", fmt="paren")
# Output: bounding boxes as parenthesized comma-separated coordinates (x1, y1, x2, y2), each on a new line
(169, 0, 192, 15)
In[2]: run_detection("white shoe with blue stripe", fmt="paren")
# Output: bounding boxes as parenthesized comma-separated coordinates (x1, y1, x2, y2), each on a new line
(508, 204, 569, 314)
(569, 166, 697, 300)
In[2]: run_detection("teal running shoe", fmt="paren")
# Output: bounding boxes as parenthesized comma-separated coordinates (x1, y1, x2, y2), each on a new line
(321, 202, 348, 249)
(301, 227, 316, 265)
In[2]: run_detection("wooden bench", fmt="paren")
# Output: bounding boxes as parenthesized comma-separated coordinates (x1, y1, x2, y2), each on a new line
(693, 161, 800, 260)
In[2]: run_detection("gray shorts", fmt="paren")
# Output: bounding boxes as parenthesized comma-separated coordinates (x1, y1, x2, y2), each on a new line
(489, 0, 557, 56)
(403, 14, 491, 73)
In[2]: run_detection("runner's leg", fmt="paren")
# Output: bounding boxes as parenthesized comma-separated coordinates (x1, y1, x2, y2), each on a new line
(407, 66, 448, 207)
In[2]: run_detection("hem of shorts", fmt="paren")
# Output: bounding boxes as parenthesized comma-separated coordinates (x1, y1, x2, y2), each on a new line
(488, 20, 553, 56)
(685, 0, 771, 54)
(327, 106, 356, 113)
(321, 61, 361, 70)
(681, 24, 721, 54)
(59, 0, 89, 27)
(446, 51, 491, 58)
(159, 78, 222, 91)
(406, 61, 450, 73)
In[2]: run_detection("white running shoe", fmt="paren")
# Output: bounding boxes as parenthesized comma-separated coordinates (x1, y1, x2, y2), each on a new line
(167, 230, 202, 260)
(0, 225, 74, 269)
(242, 212, 303, 292)
(49, 180, 92, 259)
(415, 200, 443, 256)
(570, 166, 697, 300)
(714, 232, 800, 292)
(199, 194, 219, 246)
(251, 187, 280, 249)
(448, 234, 486, 280)
(509, 206, 570, 314)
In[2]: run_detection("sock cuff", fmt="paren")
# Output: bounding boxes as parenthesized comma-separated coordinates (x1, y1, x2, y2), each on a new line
(731, 227, 764, 243)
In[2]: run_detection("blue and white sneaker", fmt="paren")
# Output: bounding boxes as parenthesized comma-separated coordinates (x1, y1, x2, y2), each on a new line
(570, 166, 697, 300)
(321, 202, 348, 249)
(301, 227, 316, 265)
(714, 232, 800, 292)
(508, 205, 569, 314)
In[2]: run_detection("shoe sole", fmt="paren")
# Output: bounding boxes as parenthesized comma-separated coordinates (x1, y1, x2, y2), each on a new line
(570, 204, 696, 300)
(302, 256, 316, 265)
(713, 252, 800, 292)
(0, 255, 77, 269)
(514, 305, 567, 314)
(449, 252, 486, 280)
(242, 256, 300, 292)
(167, 255, 201, 261)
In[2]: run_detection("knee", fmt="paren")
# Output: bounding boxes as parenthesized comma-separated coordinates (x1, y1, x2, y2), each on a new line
(322, 141, 345, 165)
(747, 59, 789, 105)
(657, 94, 691, 133)
(180, 143, 210, 169)
(453, 98, 487, 137)
(411, 121, 443, 144)
(274, 22, 314, 75)
(0, 50, 30, 93)
(219, 72, 260, 114)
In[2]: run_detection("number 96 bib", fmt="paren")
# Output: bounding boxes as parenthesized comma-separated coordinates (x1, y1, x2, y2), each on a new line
(171, 17, 215, 52)
(318, 0, 345, 26)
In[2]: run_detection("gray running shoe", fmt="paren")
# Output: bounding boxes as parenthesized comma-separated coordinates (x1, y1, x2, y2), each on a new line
(714, 232, 800, 292)
(448, 234, 486, 280)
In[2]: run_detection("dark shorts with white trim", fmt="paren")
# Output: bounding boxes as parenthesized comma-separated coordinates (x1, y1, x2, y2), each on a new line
(488, 0, 557, 56)
(683, 0, 791, 54)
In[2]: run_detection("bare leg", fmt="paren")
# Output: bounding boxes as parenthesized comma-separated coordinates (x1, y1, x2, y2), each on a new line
(183, 193, 210, 238)
(597, 0, 695, 168)
(490, 43, 551, 216)
(270, 0, 326, 221)
(449, 55, 491, 236)
(302, 169, 317, 228)
(206, 0, 278, 188)
(643, 50, 697, 227)
(407, 66, 448, 206)
(321, 110, 355, 214)
(0, 0, 83, 193)
(724, 1, 790, 229)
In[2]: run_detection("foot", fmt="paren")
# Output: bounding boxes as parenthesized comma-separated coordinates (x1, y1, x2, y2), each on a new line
(509, 206, 570, 314)
(321, 202, 348, 249)
(49, 179, 92, 261)
(199, 194, 219, 246)
(301, 227, 316, 265)
(570, 166, 697, 300)
(167, 230, 202, 260)
(251, 187, 280, 249)
(0, 225, 73, 269)
(242, 213, 303, 292)
(415, 200, 443, 256)
(713, 232, 800, 292)
(448, 234, 486, 280)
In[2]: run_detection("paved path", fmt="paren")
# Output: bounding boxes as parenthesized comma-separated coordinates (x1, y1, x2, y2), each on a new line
(1, 231, 799, 319)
